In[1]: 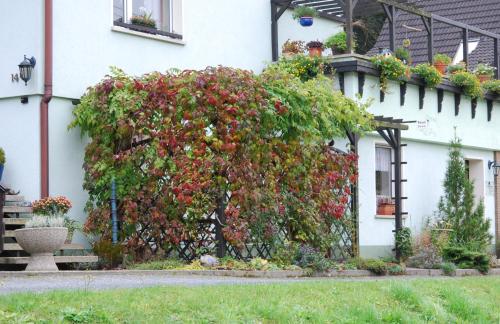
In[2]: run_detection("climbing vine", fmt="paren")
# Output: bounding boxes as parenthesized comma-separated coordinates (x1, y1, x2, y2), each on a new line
(70, 64, 372, 260)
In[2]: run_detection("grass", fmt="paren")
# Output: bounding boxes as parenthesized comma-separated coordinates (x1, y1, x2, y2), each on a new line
(0, 277, 499, 323)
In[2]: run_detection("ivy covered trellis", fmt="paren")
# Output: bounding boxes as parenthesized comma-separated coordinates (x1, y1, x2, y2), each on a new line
(70, 58, 372, 262)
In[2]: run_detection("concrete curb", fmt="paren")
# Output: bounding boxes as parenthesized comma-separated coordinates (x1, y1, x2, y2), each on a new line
(0, 268, 498, 279)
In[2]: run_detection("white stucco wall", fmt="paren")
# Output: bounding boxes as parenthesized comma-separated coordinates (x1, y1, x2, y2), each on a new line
(0, 0, 342, 243)
(340, 71, 499, 256)
(52, 0, 342, 98)
(0, 97, 41, 201)
(0, 1, 44, 98)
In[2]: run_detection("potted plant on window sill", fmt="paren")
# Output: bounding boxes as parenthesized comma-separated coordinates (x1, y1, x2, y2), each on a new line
(433, 53, 452, 75)
(474, 63, 496, 83)
(377, 197, 395, 216)
(325, 32, 354, 55)
(306, 41, 324, 57)
(0, 147, 5, 182)
(130, 7, 157, 31)
(281, 39, 305, 58)
(292, 6, 318, 27)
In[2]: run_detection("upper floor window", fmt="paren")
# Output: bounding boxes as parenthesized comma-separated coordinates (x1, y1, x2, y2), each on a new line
(113, 0, 182, 38)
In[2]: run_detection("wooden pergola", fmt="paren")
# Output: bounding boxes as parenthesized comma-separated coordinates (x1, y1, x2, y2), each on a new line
(270, 0, 500, 77)
(345, 116, 410, 260)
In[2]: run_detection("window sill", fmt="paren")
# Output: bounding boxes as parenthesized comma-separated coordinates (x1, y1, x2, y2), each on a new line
(111, 25, 185, 46)
(375, 214, 408, 219)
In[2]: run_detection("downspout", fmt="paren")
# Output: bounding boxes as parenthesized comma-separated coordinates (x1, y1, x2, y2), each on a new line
(41, 0, 52, 198)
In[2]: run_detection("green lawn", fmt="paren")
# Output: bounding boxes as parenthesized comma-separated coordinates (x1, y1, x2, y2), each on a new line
(1, 277, 499, 323)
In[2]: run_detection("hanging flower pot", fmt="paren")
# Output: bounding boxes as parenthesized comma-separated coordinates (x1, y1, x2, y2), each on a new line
(300, 17, 314, 27)
(306, 41, 324, 57)
(292, 7, 318, 27)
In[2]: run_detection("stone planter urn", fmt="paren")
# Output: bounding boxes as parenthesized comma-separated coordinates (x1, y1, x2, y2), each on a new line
(15, 227, 68, 271)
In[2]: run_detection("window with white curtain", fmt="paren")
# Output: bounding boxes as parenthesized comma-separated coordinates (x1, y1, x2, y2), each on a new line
(113, 0, 182, 36)
(376, 146, 392, 200)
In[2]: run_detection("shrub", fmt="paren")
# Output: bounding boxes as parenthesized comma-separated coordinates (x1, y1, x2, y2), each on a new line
(407, 228, 443, 269)
(412, 64, 442, 88)
(371, 55, 408, 93)
(72, 66, 372, 261)
(353, 258, 388, 275)
(441, 262, 457, 276)
(128, 258, 186, 270)
(281, 39, 305, 54)
(271, 242, 299, 267)
(0, 147, 5, 165)
(437, 138, 492, 252)
(449, 71, 483, 98)
(442, 246, 490, 273)
(395, 227, 413, 261)
(292, 6, 318, 20)
(93, 240, 123, 268)
(387, 263, 406, 275)
(275, 54, 325, 82)
(294, 245, 331, 272)
(473, 63, 496, 77)
(364, 259, 388, 275)
(433, 53, 452, 65)
(482, 79, 500, 94)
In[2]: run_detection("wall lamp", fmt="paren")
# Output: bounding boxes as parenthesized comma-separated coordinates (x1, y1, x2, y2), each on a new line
(488, 160, 500, 176)
(18, 55, 36, 85)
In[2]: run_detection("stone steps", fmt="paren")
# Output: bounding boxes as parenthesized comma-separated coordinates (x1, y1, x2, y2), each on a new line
(3, 218, 28, 225)
(1, 194, 99, 267)
(2, 206, 32, 213)
(2, 243, 85, 251)
(0, 255, 98, 265)
(5, 195, 24, 202)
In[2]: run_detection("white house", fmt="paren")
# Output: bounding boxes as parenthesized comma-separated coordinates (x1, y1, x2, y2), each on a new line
(0, 0, 498, 259)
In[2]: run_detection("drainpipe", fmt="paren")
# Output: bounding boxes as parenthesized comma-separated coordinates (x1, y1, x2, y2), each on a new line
(41, 0, 53, 198)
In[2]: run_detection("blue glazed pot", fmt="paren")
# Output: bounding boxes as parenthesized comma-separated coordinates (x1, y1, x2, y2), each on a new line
(299, 16, 313, 27)
(0, 164, 3, 182)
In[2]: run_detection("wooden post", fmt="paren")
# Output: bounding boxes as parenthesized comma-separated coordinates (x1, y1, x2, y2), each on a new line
(494, 38, 499, 79)
(463, 28, 469, 67)
(389, 5, 396, 51)
(495, 152, 500, 257)
(393, 129, 402, 260)
(427, 17, 434, 63)
(345, 0, 354, 54)
(215, 193, 226, 258)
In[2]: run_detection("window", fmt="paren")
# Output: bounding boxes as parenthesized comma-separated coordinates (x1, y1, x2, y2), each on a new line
(376, 146, 394, 215)
(452, 38, 480, 64)
(113, 0, 182, 38)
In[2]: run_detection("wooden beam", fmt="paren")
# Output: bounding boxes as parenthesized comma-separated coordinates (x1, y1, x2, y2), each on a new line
(378, 0, 430, 18)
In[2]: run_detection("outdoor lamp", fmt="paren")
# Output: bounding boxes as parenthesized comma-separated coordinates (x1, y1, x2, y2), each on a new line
(488, 160, 500, 176)
(18, 55, 36, 85)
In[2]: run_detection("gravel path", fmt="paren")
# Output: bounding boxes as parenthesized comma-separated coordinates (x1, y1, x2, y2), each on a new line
(0, 274, 313, 294)
(0, 273, 418, 295)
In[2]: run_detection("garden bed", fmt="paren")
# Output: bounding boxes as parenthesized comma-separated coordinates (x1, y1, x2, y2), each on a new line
(0, 268, 498, 278)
